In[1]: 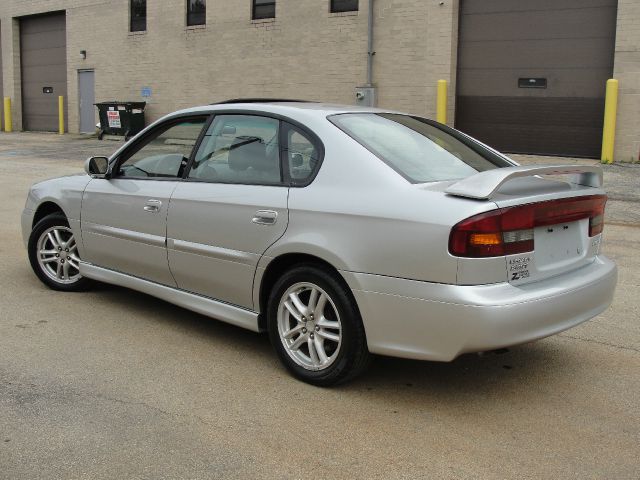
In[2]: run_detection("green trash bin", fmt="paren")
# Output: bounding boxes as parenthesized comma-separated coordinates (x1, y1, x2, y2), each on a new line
(95, 101, 146, 140)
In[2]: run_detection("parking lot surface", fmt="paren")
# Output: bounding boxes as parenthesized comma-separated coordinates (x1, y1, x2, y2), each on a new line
(1, 132, 639, 479)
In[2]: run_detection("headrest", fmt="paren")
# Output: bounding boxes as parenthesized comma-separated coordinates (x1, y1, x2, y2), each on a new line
(228, 136, 268, 171)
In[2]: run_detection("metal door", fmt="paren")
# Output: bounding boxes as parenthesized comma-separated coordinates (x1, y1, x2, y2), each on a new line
(455, 0, 617, 158)
(78, 70, 95, 133)
(81, 179, 179, 286)
(80, 116, 208, 286)
(20, 13, 67, 132)
(167, 183, 289, 309)
(166, 113, 289, 310)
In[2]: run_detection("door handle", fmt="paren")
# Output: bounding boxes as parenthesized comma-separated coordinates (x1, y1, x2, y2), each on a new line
(252, 210, 278, 225)
(144, 199, 162, 213)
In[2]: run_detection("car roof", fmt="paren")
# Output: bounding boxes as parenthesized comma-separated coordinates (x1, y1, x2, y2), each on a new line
(168, 100, 402, 119)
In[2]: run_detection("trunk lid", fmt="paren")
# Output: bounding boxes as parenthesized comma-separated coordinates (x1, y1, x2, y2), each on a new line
(496, 179, 605, 286)
(447, 166, 606, 285)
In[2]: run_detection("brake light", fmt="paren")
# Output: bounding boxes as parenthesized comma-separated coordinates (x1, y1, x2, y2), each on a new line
(449, 195, 607, 258)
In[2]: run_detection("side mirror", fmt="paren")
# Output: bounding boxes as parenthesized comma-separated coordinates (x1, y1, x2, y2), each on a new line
(85, 156, 110, 178)
(291, 153, 304, 167)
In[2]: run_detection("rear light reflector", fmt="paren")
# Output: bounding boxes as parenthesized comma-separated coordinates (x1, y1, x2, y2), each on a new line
(449, 195, 607, 258)
(589, 212, 605, 236)
(470, 233, 501, 246)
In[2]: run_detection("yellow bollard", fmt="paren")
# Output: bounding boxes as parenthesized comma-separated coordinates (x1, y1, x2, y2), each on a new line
(3, 97, 12, 133)
(601, 79, 618, 164)
(58, 96, 65, 135)
(437, 80, 448, 125)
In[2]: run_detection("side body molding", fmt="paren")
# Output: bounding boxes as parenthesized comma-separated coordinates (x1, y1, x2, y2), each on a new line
(79, 262, 260, 332)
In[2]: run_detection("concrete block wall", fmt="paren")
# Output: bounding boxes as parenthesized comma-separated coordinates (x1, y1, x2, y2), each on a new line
(373, 0, 457, 124)
(61, 0, 371, 130)
(0, 0, 637, 162)
(613, 0, 640, 162)
(0, 0, 457, 134)
(0, 17, 23, 130)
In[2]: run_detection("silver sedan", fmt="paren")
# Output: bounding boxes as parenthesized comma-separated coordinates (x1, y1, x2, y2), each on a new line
(22, 101, 617, 385)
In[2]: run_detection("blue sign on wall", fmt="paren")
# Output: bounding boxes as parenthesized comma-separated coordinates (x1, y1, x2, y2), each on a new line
(141, 87, 152, 98)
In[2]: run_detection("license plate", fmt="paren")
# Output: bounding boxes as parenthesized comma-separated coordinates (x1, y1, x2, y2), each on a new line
(534, 220, 585, 268)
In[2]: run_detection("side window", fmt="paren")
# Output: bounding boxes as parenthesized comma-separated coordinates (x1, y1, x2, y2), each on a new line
(331, 0, 358, 13)
(118, 118, 207, 178)
(130, 0, 147, 32)
(284, 124, 321, 185)
(189, 115, 282, 185)
(187, 0, 206, 26)
(253, 0, 276, 20)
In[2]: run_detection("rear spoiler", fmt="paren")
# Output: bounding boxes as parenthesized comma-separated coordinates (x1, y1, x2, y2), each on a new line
(445, 165, 603, 200)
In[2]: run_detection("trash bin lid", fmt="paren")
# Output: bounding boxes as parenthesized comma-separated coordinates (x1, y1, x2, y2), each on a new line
(94, 101, 146, 110)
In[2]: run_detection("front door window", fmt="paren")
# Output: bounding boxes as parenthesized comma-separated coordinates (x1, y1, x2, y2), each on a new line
(118, 118, 207, 178)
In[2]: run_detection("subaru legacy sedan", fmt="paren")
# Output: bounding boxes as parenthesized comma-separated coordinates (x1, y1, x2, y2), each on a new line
(22, 100, 617, 385)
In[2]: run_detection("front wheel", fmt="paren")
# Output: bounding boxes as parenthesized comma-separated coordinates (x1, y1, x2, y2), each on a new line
(267, 265, 370, 386)
(28, 213, 92, 291)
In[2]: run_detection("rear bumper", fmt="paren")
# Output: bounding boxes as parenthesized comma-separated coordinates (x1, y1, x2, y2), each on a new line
(343, 255, 617, 361)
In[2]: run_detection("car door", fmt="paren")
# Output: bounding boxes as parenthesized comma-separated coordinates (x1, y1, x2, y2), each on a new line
(166, 114, 290, 309)
(81, 116, 209, 286)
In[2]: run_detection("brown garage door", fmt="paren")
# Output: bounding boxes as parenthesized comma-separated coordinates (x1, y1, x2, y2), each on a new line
(20, 12, 67, 132)
(455, 0, 617, 158)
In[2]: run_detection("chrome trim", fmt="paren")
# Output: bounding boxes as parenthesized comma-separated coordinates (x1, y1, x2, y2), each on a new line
(252, 210, 278, 225)
(143, 199, 162, 213)
(79, 262, 260, 332)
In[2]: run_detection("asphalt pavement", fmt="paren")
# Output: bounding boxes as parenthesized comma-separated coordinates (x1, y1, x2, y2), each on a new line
(1, 132, 638, 479)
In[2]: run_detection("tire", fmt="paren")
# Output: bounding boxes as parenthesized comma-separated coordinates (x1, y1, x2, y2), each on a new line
(28, 213, 92, 292)
(267, 264, 370, 386)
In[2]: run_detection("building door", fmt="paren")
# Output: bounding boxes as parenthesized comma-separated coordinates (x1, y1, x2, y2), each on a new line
(455, 0, 617, 158)
(78, 70, 95, 133)
(20, 12, 67, 132)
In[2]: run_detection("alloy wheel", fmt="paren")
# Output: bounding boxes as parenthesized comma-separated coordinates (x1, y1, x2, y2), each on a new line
(36, 226, 82, 284)
(277, 282, 343, 371)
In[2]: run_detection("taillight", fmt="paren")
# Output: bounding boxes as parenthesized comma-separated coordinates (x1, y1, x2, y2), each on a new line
(449, 195, 607, 258)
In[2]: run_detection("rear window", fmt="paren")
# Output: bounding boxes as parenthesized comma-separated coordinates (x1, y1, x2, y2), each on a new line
(330, 113, 510, 183)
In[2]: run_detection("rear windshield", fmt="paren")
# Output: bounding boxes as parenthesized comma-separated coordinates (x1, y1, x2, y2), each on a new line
(330, 113, 510, 183)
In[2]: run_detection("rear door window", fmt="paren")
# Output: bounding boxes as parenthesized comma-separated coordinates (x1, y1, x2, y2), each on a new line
(188, 114, 283, 185)
(283, 124, 321, 185)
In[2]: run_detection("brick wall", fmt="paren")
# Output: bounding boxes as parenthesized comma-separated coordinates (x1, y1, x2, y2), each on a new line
(613, 0, 640, 162)
(373, 0, 457, 122)
(0, 0, 458, 134)
(0, 0, 637, 162)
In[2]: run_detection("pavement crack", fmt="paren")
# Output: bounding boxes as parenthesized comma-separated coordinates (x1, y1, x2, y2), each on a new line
(558, 333, 640, 353)
(90, 392, 190, 420)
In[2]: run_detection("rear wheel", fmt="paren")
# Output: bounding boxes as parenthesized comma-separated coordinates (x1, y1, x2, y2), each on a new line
(267, 265, 370, 386)
(28, 213, 92, 291)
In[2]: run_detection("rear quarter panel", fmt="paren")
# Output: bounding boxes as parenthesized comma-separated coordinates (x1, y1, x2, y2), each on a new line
(263, 123, 502, 285)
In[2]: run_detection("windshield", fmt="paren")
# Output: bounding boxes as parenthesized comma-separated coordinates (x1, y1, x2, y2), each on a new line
(330, 113, 509, 183)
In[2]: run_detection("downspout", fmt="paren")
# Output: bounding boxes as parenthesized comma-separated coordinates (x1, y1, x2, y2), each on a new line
(366, 0, 375, 87)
